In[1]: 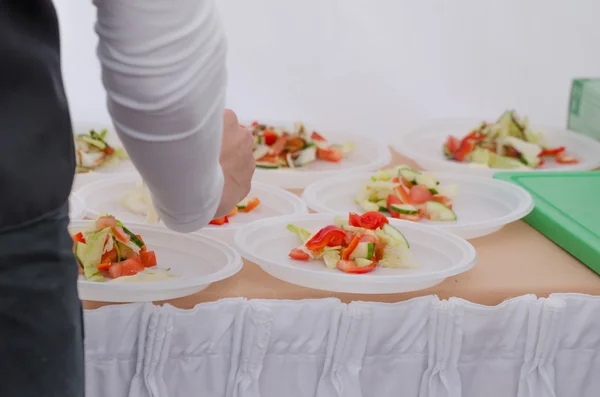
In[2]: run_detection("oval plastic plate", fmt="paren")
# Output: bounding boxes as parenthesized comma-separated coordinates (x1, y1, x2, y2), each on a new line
(392, 119, 600, 177)
(234, 213, 477, 294)
(69, 193, 86, 220)
(250, 125, 392, 189)
(302, 172, 534, 239)
(76, 173, 309, 244)
(70, 221, 242, 302)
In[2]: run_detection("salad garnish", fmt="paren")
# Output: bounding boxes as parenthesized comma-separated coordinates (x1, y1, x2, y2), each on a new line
(246, 121, 354, 169)
(357, 166, 457, 222)
(75, 129, 128, 173)
(120, 183, 260, 226)
(287, 212, 419, 274)
(443, 110, 579, 169)
(71, 215, 167, 282)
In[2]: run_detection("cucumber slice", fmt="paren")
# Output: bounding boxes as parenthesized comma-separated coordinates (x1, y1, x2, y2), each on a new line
(388, 204, 418, 215)
(354, 258, 374, 267)
(294, 146, 317, 166)
(399, 168, 419, 182)
(415, 173, 439, 189)
(350, 242, 375, 260)
(115, 221, 145, 249)
(381, 223, 409, 249)
(424, 200, 457, 221)
(80, 135, 106, 150)
(256, 161, 280, 169)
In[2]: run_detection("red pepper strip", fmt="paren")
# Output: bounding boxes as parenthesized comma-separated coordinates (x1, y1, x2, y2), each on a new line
(342, 234, 361, 260)
(348, 213, 362, 227)
(540, 146, 565, 157)
(555, 152, 579, 164)
(454, 140, 476, 162)
(460, 130, 481, 146)
(336, 259, 377, 274)
(305, 225, 347, 252)
(209, 217, 229, 226)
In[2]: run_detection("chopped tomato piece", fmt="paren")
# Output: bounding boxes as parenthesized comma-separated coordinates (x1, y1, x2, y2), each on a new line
(506, 147, 520, 158)
(270, 136, 287, 155)
(386, 194, 402, 218)
(95, 215, 117, 230)
(316, 147, 343, 162)
(336, 259, 377, 274)
(251, 121, 259, 127)
(454, 140, 476, 162)
(374, 241, 386, 260)
(101, 248, 117, 264)
(288, 248, 310, 261)
(263, 130, 278, 146)
(227, 207, 238, 217)
(431, 195, 453, 208)
(342, 234, 361, 260)
(72, 232, 86, 244)
(112, 226, 131, 243)
(109, 257, 144, 279)
(392, 177, 400, 184)
(409, 185, 433, 204)
(140, 250, 157, 267)
(239, 197, 260, 213)
(394, 185, 411, 203)
(257, 154, 279, 163)
(359, 211, 389, 230)
(98, 262, 112, 271)
(538, 158, 545, 167)
(104, 146, 115, 155)
(344, 231, 355, 245)
(555, 152, 579, 164)
(305, 225, 347, 252)
(209, 217, 229, 226)
(445, 136, 461, 154)
(310, 131, 327, 142)
(540, 146, 565, 156)
(348, 213, 362, 227)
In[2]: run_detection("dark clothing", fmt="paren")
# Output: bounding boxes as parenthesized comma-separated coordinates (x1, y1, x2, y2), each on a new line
(0, 1, 83, 396)
(0, 0, 75, 232)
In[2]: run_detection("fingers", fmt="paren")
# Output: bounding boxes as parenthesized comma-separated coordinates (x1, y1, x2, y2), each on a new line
(223, 109, 239, 128)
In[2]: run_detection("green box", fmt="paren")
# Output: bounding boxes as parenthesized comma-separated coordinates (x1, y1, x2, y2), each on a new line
(568, 78, 600, 140)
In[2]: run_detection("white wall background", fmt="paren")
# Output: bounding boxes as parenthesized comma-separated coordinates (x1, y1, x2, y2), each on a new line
(54, 0, 600, 141)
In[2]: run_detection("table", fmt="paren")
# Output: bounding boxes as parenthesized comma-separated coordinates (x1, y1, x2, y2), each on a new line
(83, 149, 600, 310)
(81, 149, 600, 397)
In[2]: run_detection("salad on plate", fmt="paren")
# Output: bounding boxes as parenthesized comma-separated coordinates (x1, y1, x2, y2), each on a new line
(287, 211, 419, 274)
(247, 121, 354, 169)
(443, 110, 579, 169)
(356, 165, 458, 222)
(71, 215, 174, 283)
(74, 129, 128, 173)
(119, 181, 260, 226)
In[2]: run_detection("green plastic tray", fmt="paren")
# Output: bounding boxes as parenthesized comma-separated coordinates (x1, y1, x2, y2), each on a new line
(494, 171, 600, 275)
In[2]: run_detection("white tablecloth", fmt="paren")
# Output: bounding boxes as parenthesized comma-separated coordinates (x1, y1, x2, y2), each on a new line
(84, 293, 600, 397)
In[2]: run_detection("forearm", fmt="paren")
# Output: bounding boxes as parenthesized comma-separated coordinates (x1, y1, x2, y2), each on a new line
(93, 0, 226, 232)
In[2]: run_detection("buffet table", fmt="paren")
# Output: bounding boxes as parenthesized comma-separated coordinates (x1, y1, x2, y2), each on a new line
(82, 150, 600, 397)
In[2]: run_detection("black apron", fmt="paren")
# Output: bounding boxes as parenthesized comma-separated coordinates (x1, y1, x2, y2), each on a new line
(0, 1, 84, 396)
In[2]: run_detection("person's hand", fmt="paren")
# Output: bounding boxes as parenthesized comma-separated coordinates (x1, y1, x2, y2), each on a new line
(213, 109, 255, 218)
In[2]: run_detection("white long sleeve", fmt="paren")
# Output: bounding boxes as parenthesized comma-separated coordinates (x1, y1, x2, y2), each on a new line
(93, 0, 226, 233)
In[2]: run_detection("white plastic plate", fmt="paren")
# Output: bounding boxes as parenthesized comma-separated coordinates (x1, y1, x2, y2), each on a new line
(392, 119, 600, 177)
(302, 172, 534, 239)
(76, 173, 308, 243)
(70, 221, 242, 302)
(69, 193, 86, 220)
(72, 123, 136, 190)
(234, 213, 477, 294)
(250, 124, 392, 189)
